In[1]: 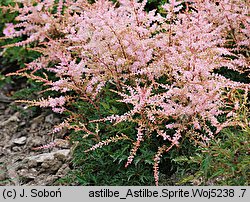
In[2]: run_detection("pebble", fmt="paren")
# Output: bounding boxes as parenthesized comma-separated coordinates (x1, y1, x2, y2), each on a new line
(18, 169, 37, 179)
(12, 147, 22, 152)
(26, 150, 70, 163)
(0, 112, 20, 127)
(0, 172, 7, 181)
(13, 137, 27, 145)
(45, 114, 54, 124)
(0, 165, 7, 181)
(19, 121, 26, 126)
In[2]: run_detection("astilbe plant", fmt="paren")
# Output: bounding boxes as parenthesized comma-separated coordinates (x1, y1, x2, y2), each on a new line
(1, 0, 249, 185)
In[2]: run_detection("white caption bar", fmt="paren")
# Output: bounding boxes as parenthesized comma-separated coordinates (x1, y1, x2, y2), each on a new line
(0, 186, 249, 202)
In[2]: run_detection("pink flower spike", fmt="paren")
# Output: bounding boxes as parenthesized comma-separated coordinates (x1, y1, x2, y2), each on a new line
(3, 23, 15, 37)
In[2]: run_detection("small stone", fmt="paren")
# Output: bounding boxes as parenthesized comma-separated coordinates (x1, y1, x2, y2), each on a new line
(28, 137, 44, 147)
(54, 152, 68, 162)
(13, 137, 27, 145)
(19, 121, 26, 126)
(29, 114, 44, 130)
(30, 122, 38, 130)
(26, 149, 70, 163)
(54, 139, 70, 149)
(0, 172, 7, 181)
(41, 159, 62, 172)
(0, 165, 7, 181)
(0, 92, 13, 103)
(53, 117, 60, 124)
(18, 169, 36, 179)
(4, 107, 11, 115)
(0, 112, 20, 127)
(27, 160, 38, 168)
(45, 114, 54, 124)
(12, 146, 22, 152)
(0, 147, 4, 156)
(56, 164, 70, 177)
(0, 104, 5, 110)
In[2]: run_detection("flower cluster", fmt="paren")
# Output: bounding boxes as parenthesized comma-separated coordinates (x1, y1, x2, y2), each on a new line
(2, 0, 249, 185)
(3, 23, 15, 37)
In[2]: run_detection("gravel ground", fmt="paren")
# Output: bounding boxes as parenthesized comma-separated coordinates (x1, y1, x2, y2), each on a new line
(0, 95, 72, 185)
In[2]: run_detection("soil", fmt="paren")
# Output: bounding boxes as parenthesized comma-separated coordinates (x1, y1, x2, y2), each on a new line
(0, 93, 73, 185)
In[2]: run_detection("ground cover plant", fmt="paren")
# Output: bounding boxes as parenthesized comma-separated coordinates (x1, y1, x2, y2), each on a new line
(1, 0, 249, 185)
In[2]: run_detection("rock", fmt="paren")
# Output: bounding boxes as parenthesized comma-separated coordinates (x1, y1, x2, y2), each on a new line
(13, 137, 27, 145)
(54, 139, 71, 149)
(54, 151, 69, 161)
(30, 114, 45, 131)
(28, 136, 45, 147)
(41, 159, 62, 173)
(0, 171, 7, 182)
(19, 121, 26, 127)
(0, 92, 13, 103)
(26, 150, 70, 163)
(45, 114, 54, 124)
(0, 165, 7, 181)
(7, 166, 19, 185)
(4, 107, 13, 115)
(30, 114, 44, 124)
(0, 147, 4, 157)
(53, 117, 60, 124)
(56, 164, 71, 178)
(27, 160, 38, 168)
(32, 114, 45, 122)
(30, 122, 38, 130)
(0, 112, 20, 127)
(18, 168, 37, 180)
(12, 147, 22, 152)
(0, 104, 5, 110)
